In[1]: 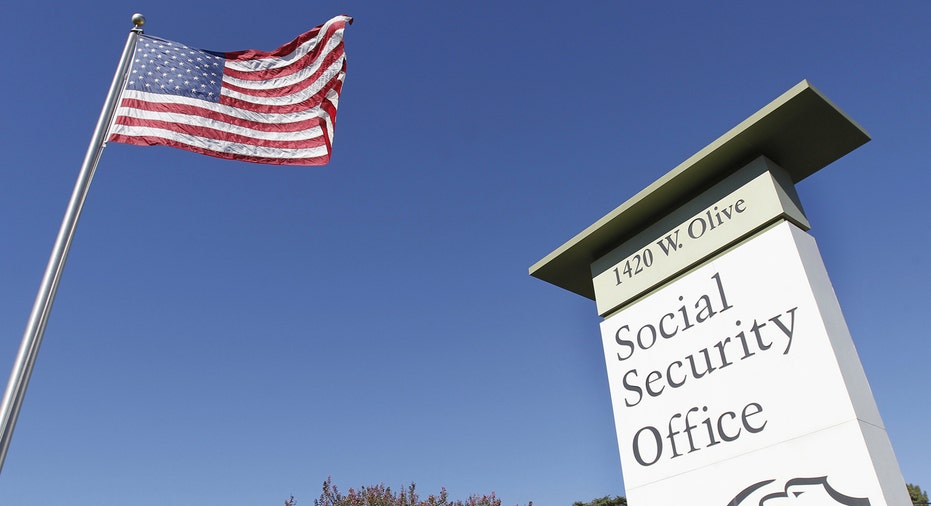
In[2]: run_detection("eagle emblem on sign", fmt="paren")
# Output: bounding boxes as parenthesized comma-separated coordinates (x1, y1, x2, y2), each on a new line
(727, 477, 871, 506)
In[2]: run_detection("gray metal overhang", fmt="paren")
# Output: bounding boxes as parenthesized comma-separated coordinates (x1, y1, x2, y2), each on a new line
(529, 80, 870, 300)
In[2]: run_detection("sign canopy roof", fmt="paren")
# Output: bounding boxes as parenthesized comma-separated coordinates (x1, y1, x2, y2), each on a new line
(529, 80, 869, 300)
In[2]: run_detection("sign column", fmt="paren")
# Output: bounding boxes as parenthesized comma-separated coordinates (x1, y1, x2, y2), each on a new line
(530, 81, 909, 506)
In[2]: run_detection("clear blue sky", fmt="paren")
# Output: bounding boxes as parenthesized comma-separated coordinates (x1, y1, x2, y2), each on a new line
(1, 2, 929, 505)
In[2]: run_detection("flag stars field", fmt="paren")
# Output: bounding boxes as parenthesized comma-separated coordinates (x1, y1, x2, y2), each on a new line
(126, 38, 226, 101)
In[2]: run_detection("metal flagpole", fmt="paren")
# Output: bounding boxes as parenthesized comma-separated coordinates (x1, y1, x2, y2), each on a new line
(0, 13, 146, 475)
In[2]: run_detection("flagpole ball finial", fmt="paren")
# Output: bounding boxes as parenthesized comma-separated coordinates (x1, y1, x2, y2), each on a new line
(131, 13, 145, 27)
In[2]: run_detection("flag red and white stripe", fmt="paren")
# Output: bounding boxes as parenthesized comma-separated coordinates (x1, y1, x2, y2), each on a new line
(108, 15, 352, 165)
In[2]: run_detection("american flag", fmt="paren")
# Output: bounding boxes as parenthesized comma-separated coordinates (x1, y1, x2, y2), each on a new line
(108, 15, 352, 166)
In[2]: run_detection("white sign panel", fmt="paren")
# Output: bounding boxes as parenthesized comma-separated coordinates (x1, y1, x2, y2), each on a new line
(599, 221, 907, 505)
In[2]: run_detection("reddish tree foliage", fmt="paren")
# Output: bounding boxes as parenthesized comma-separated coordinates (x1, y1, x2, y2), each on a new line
(299, 477, 512, 506)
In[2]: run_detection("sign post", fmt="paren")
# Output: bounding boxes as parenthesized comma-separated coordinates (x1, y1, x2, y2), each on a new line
(530, 81, 909, 505)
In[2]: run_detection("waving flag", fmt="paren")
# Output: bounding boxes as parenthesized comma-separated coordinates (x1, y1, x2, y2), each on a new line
(108, 15, 352, 165)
